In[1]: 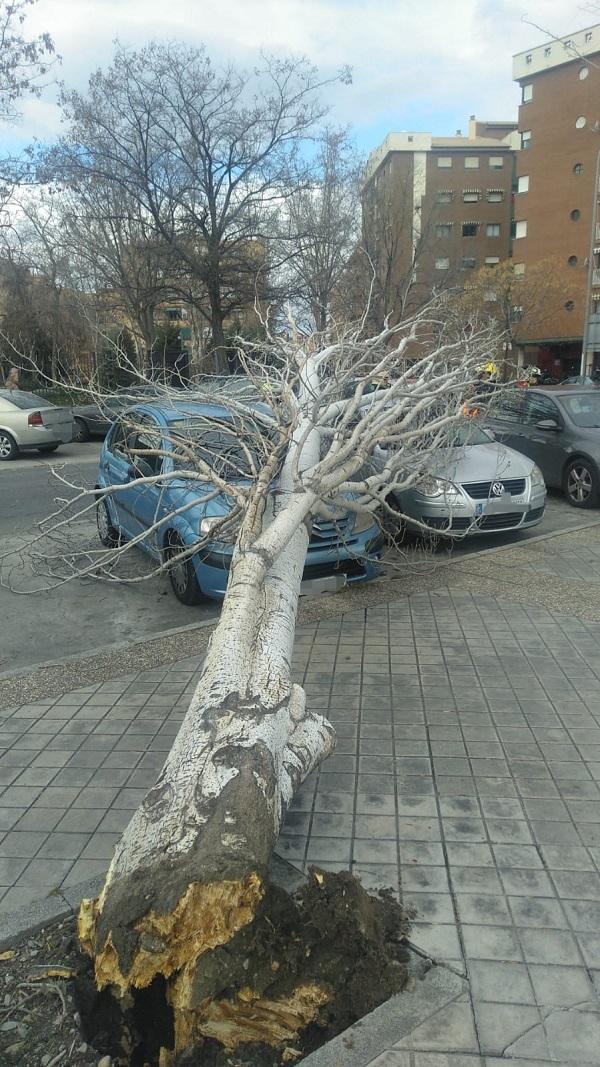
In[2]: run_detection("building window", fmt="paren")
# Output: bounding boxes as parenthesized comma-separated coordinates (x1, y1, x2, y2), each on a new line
(460, 257, 477, 269)
(517, 175, 529, 193)
(565, 39, 573, 49)
(568, 255, 578, 267)
(573, 163, 583, 175)
(166, 308, 180, 321)
(521, 130, 531, 149)
(576, 116, 587, 129)
(514, 263, 526, 275)
(489, 156, 504, 169)
(462, 223, 479, 237)
(486, 224, 500, 237)
(435, 257, 450, 270)
(462, 189, 481, 203)
(592, 293, 600, 313)
(486, 189, 505, 202)
(580, 66, 590, 80)
(526, 53, 532, 64)
(571, 209, 581, 221)
(464, 156, 479, 169)
(436, 223, 453, 238)
(485, 257, 500, 267)
(522, 84, 533, 103)
(565, 300, 575, 311)
(515, 220, 527, 239)
(437, 156, 452, 168)
(437, 189, 453, 203)
(585, 32, 593, 43)
(544, 46, 551, 57)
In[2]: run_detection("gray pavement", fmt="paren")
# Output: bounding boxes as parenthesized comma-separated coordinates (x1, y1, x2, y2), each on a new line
(0, 442, 219, 672)
(3, 583, 600, 1062)
(1, 441, 596, 673)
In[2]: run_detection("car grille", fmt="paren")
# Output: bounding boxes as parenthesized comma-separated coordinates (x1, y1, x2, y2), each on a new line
(308, 516, 352, 547)
(424, 513, 523, 532)
(462, 478, 526, 499)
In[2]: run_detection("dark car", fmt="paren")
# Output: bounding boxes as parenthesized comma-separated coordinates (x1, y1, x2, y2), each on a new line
(71, 395, 131, 441)
(484, 387, 600, 508)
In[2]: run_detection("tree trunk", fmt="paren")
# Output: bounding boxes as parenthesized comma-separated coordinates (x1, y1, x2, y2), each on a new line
(76, 356, 409, 1062)
(79, 505, 336, 1061)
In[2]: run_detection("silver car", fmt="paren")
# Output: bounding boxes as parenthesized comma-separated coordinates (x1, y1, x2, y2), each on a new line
(389, 424, 547, 535)
(0, 389, 74, 461)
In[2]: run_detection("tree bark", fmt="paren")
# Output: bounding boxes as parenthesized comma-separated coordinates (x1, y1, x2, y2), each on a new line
(78, 438, 338, 1063)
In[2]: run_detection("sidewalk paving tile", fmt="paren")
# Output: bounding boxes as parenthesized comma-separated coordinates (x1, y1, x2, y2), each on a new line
(3, 586, 600, 1061)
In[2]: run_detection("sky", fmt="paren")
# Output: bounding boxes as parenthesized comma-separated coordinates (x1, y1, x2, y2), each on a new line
(4, 0, 597, 157)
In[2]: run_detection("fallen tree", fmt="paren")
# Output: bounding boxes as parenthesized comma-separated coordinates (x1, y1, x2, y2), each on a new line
(4, 303, 499, 1063)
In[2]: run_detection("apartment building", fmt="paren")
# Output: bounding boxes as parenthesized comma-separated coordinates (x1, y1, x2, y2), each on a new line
(362, 119, 517, 326)
(513, 24, 600, 377)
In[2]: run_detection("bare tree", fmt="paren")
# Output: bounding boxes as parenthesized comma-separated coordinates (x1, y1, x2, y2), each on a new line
(0, 0, 57, 224)
(279, 127, 362, 330)
(2, 298, 500, 1061)
(59, 179, 180, 369)
(359, 163, 443, 331)
(48, 43, 349, 367)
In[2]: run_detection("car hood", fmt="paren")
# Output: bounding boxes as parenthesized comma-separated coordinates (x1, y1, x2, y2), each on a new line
(428, 442, 535, 484)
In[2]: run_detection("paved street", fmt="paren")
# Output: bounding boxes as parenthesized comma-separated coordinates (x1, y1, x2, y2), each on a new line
(1, 442, 597, 674)
(0, 443, 219, 674)
(3, 585, 600, 1063)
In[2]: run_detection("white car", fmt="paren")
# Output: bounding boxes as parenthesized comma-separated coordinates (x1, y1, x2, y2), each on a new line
(0, 389, 74, 460)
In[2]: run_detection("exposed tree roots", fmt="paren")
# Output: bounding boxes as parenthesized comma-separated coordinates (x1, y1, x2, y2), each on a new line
(75, 868, 410, 1066)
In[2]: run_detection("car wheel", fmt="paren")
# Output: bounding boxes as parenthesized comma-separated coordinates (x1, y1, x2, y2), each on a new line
(0, 431, 18, 461)
(37, 443, 60, 453)
(73, 418, 90, 442)
(563, 459, 599, 508)
(96, 496, 121, 547)
(165, 532, 205, 605)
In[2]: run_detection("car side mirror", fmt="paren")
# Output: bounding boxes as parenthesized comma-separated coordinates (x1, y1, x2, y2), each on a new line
(536, 418, 560, 432)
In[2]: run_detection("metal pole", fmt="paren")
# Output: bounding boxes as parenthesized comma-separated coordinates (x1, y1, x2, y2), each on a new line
(581, 147, 600, 376)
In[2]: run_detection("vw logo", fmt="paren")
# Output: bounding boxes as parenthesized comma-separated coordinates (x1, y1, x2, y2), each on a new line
(490, 481, 504, 497)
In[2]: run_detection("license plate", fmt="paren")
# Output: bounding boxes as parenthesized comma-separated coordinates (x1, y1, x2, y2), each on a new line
(476, 495, 511, 516)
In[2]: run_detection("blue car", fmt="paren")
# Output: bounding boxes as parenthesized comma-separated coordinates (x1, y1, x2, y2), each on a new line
(95, 401, 385, 604)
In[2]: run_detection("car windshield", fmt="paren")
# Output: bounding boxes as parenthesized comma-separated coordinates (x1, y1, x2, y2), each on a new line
(449, 425, 493, 447)
(169, 416, 274, 478)
(560, 393, 600, 427)
(0, 389, 46, 409)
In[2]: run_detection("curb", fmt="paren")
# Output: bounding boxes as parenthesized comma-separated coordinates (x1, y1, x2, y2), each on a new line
(0, 861, 469, 1067)
(0, 874, 104, 952)
(3, 513, 599, 698)
(438, 512, 600, 567)
(0, 613, 219, 684)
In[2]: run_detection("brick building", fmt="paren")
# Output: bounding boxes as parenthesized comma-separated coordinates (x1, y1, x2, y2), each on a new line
(362, 118, 517, 333)
(513, 24, 600, 378)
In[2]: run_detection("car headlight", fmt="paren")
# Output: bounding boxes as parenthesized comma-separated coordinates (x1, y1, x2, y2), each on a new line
(414, 475, 453, 498)
(353, 510, 378, 534)
(200, 515, 228, 535)
(530, 465, 545, 489)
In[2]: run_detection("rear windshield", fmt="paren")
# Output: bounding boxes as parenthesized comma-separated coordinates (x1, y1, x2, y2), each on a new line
(560, 392, 600, 428)
(0, 390, 44, 409)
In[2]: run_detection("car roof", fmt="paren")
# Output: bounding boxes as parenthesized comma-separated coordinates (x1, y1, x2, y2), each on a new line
(128, 400, 266, 422)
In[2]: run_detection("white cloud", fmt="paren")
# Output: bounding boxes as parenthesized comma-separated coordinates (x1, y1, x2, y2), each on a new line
(19, 0, 593, 150)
